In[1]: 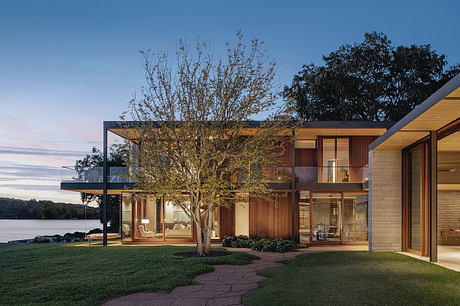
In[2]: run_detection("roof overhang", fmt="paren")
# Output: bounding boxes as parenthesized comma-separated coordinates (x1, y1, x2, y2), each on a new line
(106, 120, 394, 141)
(370, 73, 460, 150)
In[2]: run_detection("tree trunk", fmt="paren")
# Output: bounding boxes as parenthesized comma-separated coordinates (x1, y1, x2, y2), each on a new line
(195, 205, 204, 256)
(203, 208, 213, 256)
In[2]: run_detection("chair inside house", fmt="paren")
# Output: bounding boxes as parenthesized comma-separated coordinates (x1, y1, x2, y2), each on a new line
(122, 224, 131, 237)
(315, 224, 329, 241)
(138, 224, 155, 239)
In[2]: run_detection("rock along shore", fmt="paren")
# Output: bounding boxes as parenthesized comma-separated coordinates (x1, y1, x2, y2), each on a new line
(7, 228, 102, 244)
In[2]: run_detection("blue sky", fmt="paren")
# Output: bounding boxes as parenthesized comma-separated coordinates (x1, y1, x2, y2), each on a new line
(0, 0, 459, 203)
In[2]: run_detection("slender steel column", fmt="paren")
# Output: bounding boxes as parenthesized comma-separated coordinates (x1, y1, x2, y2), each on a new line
(291, 129, 296, 241)
(429, 131, 437, 262)
(102, 122, 108, 246)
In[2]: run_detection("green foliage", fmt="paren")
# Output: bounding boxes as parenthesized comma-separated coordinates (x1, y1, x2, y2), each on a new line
(222, 235, 254, 248)
(222, 235, 298, 252)
(243, 251, 460, 305)
(0, 243, 256, 305)
(121, 32, 293, 255)
(0, 197, 99, 219)
(285, 31, 460, 121)
(75, 146, 124, 230)
(250, 238, 298, 252)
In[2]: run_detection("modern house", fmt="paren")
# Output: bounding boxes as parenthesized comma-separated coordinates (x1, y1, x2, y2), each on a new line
(61, 73, 460, 263)
(368, 73, 460, 263)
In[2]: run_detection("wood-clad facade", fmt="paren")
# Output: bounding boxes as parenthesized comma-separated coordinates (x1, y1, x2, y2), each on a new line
(249, 193, 295, 239)
(61, 121, 395, 246)
(115, 133, 379, 245)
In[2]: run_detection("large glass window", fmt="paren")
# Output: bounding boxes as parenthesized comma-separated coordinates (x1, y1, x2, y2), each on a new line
(299, 191, 310, 244)
(121, 194, 133, 241)
(123, 194, 195, 241)
(410, 149, 422, 251)
(312, 193, 341, 242)
(164, 200, 192, 239)
(337, 139, 350, 183)
(211, 207, 220, 239)
(343, 193, 368, 241)
(322, 139, 336, 183)
(302, 191, 369, 244)
(321, 138, 349, 183)
(134, 196, 163, 240)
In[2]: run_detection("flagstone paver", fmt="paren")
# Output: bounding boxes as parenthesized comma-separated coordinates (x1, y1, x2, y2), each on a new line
(103, 245, 366, 306)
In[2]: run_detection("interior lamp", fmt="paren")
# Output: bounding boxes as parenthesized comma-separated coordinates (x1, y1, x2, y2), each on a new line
(141, 219, 150, 224)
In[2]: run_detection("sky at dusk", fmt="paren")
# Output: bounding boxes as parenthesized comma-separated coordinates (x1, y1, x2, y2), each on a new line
(0, 0, 459, 204)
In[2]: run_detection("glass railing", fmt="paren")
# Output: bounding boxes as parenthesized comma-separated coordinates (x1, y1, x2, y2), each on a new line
(61, 166, 132, 183)
(250, 165, 368, 184)
(61, 165, 369, 184)
(263, 166, 292, 183)
(295, 166, 369, 183)
(236, 166, 293, 183)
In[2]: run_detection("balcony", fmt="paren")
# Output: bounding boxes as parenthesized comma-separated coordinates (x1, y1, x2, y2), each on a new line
(61, 166, 133, 183)
(60, 165, 368, 192)
(253, 166, 368, 184)
(295, 166, 369, 184)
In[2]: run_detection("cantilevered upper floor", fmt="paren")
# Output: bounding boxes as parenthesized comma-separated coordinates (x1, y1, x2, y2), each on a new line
(60, 121, 394, 194)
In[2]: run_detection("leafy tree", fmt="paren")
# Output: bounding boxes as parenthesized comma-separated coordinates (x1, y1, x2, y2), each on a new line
(121, 32, 292, 256)
(0, 197, 99, 219)
(285, 32, 460, 121)
(75, 146, 124, 231)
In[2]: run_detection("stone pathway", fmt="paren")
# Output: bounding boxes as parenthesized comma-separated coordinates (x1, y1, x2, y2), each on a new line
(104, 245, 366, 306)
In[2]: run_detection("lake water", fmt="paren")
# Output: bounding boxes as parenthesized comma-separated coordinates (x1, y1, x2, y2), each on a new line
(0, 219, 103, 243)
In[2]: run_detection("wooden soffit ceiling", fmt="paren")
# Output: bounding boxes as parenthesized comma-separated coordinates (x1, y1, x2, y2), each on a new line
(110, 127, 388, 140)
(294, 128, 387, 138)
(372, 74, 460, 150)
(438, 131, 460, 151)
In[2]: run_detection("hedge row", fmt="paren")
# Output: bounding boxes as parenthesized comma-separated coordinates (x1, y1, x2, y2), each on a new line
(221, 235, 298, 253)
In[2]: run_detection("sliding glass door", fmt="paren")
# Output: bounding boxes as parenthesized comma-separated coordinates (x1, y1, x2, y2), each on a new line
(299, 191, 311, 244)
(343, 193, 368, 242)
(311, 193, 342, 243)
(164, 200, 193, 239)
(123, 194, 195, 242)
(403, 144, 429, 256)
(133, 196, 164, 241)
(409, 149, 422, 251)
(300, 191, 368, 244)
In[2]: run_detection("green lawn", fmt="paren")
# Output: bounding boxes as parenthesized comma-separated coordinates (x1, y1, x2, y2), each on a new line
(243, 251, 460, 306)
(0, 243, 256, 305)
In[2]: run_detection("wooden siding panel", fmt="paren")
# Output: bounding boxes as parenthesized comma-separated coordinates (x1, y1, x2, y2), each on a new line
(350, 136, 377, 166)
(295, 148, 317, 167)
(280, 139, 292, 166)
(220, 206, 234, 238)
(249, 193, 292, 239)
(350, 136, 377, 182)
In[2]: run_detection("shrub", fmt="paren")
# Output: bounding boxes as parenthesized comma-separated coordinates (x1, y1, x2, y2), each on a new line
(221, 235, 298, 253)
(222, 235, 254, 248)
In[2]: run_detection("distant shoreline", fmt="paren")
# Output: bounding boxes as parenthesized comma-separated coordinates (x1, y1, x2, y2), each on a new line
(0, 219, 103, 243)
(0, 197, 100, 220)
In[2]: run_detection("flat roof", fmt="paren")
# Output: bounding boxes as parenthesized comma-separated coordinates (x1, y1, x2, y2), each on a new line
(106, 120, 394, 141)
(370, 73, 460, 150)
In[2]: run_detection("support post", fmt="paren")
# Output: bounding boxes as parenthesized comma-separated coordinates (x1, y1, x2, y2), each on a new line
(102, 122, 108, 246)
(429, 131, 437, 262)
(291, 128, 296, 241)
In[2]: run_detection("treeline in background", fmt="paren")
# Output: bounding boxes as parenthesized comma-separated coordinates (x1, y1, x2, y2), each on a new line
(0, 197, 100, 219)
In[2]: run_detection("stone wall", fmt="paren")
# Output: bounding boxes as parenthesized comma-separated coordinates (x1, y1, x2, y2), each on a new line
(368, 150, 402, 252)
